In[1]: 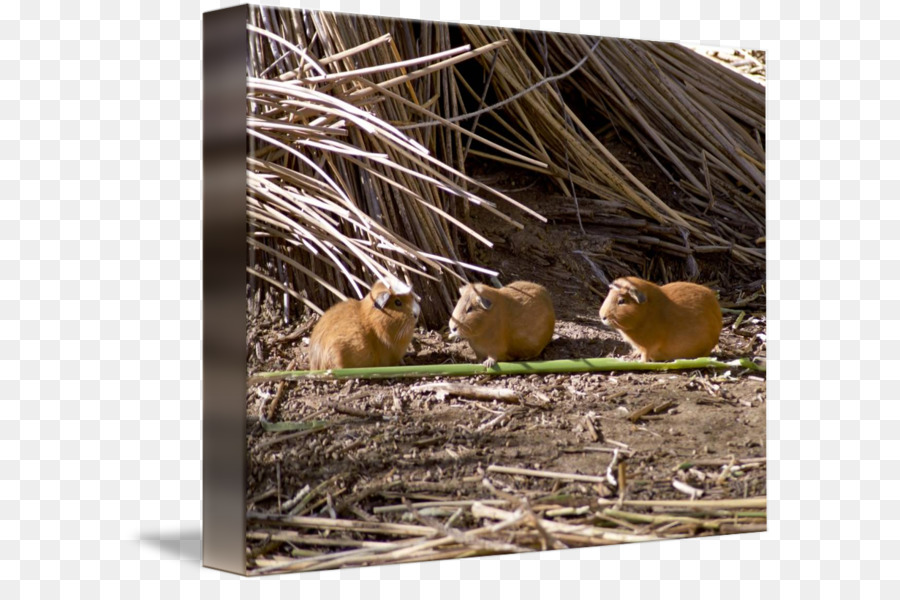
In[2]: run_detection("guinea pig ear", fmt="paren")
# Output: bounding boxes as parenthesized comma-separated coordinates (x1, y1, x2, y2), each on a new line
(380, 276, 411, 296)
(627, 288, 646, 304)
(373, 291, 391, 310)
(478, 295, 492, 310)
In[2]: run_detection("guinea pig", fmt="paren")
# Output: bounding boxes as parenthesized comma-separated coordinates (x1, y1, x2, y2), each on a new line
(598, 276, 722, 362)
(308, 277, 420, 370)
(449, 280, 555, 367)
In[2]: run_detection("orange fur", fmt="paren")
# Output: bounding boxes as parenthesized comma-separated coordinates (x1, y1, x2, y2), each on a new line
(309, 279, 419, 370)
(449, 280, 555, 367)
(599, 276, 721, 362)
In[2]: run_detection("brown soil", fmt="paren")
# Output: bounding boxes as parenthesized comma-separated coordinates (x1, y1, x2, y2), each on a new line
(244, 166, 766, 571)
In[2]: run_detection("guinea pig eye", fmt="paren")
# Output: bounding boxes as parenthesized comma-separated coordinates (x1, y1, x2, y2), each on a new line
(617, 297, 626, 305)
(465, 306, 474, 314)
(394, 299, 403, 307)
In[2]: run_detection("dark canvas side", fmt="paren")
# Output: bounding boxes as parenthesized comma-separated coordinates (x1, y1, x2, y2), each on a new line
(202, 4, 248, 576)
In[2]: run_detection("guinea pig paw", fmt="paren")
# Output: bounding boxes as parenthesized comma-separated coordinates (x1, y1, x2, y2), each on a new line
(482, 357, 498, 369)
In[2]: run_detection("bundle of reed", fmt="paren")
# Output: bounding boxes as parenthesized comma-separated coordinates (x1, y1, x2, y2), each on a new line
(547, 35, 764, 231)
(246, 7, 766, 328)
(453, 26, 765, 283)
(246, 8, 547, 327)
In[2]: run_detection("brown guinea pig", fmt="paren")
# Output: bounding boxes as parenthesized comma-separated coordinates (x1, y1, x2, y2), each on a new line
(599, 276, 721, 362)
(449, 280, 555, 367)
(308, 277, 420, 370)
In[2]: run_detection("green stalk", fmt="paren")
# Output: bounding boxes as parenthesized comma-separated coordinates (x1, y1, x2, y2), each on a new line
(249, 356, 764, 383)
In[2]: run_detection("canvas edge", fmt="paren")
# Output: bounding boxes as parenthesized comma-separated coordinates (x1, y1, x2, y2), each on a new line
(202, 3, 250, 576)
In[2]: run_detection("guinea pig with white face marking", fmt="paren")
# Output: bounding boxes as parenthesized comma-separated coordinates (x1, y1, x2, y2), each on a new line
(599, 276, 721, 362)
(449, 280, 555, 368)
(308, 277, 420, 370)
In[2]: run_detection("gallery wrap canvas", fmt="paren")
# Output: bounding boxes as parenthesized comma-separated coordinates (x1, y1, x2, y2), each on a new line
(203, 3, 766, 576)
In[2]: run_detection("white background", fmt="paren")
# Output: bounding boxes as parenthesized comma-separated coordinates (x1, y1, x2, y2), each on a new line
(2, 0, 897, 597)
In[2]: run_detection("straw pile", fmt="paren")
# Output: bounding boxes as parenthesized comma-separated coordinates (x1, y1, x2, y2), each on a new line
(245, 7, 765, 328)
(247, 493, 766, 575)
(450, 27, 765, 281)
(246, 8, 547, 328)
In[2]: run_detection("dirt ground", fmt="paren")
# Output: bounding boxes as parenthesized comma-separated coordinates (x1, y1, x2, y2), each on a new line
(244, 166, 766, 572)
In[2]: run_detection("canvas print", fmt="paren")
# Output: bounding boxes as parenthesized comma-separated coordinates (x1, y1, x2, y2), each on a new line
(239, 5, 766, 575)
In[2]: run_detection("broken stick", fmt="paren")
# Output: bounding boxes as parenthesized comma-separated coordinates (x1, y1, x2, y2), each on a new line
(412, 382, 521, 403)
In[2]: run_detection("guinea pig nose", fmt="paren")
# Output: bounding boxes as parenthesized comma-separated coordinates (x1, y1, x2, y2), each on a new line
(413, 300, 421, 318)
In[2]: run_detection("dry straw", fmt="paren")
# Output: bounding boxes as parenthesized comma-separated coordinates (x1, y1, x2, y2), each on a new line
(246, 8, 765, 328)
(247, 8, 548, 327)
